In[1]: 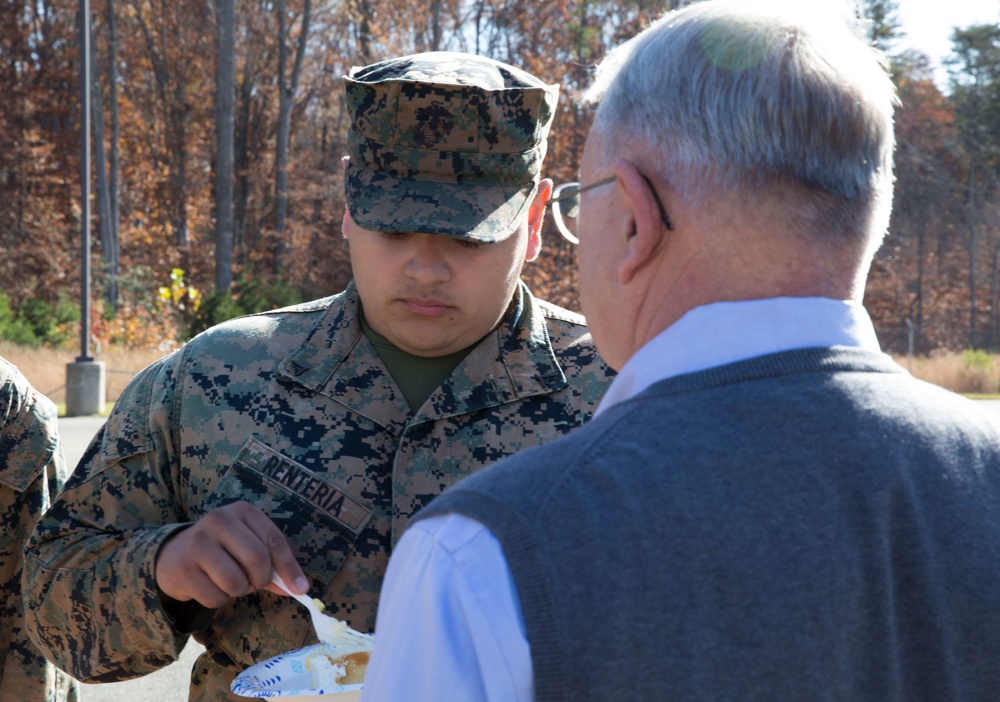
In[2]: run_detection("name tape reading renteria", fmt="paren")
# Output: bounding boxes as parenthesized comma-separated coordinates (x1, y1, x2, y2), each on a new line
(236, 438, 373, 535)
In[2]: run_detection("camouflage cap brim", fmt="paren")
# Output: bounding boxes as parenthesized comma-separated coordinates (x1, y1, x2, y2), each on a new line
(346, 159, 538, 243)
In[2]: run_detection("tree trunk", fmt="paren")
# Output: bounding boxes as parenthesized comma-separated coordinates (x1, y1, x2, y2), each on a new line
(273, 0, 311, 273)
(352, 0, 373, 65)
(131, 0, 207, 252)
(107, 0, 121, 310)
(428, 0, 443, 51)
(171, 115, 190, 248)
(915, 219, 925, 351)
(235, 74, 252, 254)
(215, 0, 236, 292)
(90, 20, 116, 311)
(17, 89, 27, 242)
(990, 236, 1000, 350)
(967, 162, 979, 349)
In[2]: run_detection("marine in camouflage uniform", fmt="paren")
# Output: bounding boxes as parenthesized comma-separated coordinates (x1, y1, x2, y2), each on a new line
(0, 357, 79, 701)
(24, 52, 613, 701)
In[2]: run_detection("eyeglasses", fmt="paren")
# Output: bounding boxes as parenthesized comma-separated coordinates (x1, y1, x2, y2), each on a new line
(547, 173, 674, 245)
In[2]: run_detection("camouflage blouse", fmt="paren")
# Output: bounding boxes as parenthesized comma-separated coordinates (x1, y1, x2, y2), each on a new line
(0, 358, 78, 701)
(24, 282, 612, 701)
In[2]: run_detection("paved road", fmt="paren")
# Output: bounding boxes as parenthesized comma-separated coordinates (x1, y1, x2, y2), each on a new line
(52, 401, 1000, 699)
(57, 416, 204, 702)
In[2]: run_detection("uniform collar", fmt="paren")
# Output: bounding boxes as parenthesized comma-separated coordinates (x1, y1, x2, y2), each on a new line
(279, 281, 567, 433)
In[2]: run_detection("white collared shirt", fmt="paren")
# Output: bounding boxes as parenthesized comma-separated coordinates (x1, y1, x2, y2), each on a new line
(362, 297, 884, 702)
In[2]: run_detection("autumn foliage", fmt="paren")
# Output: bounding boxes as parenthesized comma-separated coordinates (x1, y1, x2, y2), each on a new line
(2, 1, 1000, 354)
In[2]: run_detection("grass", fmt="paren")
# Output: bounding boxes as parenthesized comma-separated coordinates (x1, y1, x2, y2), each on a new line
(892, 350, 1000, 396)
(2, 342, 1000, 413)
(0, 341, 171, 415)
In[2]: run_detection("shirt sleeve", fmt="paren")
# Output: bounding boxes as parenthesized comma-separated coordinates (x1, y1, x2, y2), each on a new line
(362, 513, 534, 702)
(22, 357, 193, 682)
(0, 364, 81, 700)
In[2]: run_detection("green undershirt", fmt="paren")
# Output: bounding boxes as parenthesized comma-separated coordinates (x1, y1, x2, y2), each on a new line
(361, 316, 477, 412)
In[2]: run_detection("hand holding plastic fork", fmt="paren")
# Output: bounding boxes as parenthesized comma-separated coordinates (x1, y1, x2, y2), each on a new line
(271, 571, 374, 649)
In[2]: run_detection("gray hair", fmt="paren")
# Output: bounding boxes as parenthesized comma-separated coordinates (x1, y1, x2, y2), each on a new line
(586, 0, 897, 251)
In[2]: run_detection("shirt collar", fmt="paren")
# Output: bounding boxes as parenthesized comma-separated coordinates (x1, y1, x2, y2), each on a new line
(595, 297, 883, 416)
(279, 281, 568, 431)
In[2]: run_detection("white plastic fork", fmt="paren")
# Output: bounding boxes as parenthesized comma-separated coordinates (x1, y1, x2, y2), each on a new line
(271, 571, 374, 650)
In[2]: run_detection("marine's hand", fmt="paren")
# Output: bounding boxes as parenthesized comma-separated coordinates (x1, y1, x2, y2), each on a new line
(155, 501, 308, 609)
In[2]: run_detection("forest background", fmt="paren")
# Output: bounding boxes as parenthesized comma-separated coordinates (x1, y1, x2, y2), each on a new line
(5, 0, 1000, 400)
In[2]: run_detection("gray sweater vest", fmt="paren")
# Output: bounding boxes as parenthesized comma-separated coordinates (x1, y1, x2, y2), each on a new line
(415, 347, 1000, 702)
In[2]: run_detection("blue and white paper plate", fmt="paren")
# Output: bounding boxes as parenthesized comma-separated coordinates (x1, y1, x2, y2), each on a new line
(232, 643, 365, 698)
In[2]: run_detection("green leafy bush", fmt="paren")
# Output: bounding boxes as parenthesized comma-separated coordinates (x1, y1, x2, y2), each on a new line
(187, 269, 306, 339)
(0, 292, 80, 347)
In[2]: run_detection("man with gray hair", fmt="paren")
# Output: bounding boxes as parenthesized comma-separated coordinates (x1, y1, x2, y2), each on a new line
(23, 52, 612, 701)
(363, 3, 1000, 700)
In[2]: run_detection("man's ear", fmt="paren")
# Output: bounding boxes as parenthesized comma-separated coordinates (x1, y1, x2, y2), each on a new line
(615, 161, 664, 285)
(524, 178, 552, 262)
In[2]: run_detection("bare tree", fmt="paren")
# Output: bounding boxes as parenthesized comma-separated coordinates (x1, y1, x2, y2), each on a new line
(350, 0, 374, 65)
(948, 24, 1000, 348)
(91, 13, 119, 311)
(889, 51, 960, 351)
(215, 0, 236, 291)
(106, 0, 121, 310)
(129, 0, 212, 250)
(273, 0, 311, 272)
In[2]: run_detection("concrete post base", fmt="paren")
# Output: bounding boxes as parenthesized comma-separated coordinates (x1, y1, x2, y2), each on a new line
(65, 360, 106, 417)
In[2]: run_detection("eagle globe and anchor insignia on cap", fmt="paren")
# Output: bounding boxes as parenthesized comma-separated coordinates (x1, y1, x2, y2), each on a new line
(343, 51, 560, 243)
(411, 103, 456, 149)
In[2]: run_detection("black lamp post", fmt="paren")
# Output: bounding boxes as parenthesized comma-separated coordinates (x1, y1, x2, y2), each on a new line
(65, 0, 105, 417)
(79, 0, 92, 363)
